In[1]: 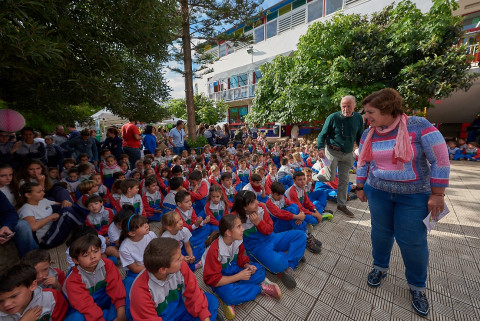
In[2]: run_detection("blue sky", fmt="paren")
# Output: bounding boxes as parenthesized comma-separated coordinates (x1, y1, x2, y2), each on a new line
(166, 0, 280, 99)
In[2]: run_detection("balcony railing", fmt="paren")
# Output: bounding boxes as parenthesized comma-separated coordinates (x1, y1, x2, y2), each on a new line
(466, 43, 480, 66)
(209, 84, 256, 102)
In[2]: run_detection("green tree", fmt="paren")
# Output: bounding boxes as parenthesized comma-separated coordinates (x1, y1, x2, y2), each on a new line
(167, 94, 229, 125)
(0, 0, 174, 125)
(247, 0, 478, 124)
(171, 0, 263, 139)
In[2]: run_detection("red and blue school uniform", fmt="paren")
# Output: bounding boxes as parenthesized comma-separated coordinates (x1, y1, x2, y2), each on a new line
(266, 196, 307, 233)
(204, 200, 229, 228)
(162, 190, 178, 212)
(286, 184, 325, 224)
(175, 207, 210, 263)
(85, 206, 115, 236)
(142, 190, 164, 221)
(118, 194, 145, 217)
(0, 287, 67, 321)
(242, 182, 268, 203)
(307, 156, 317, 168)
(97, 184, 110, 199)
(221, 184, 236, 208)
(63, 258, 126, 321)
(264, 173, 277, 196)
(236, 168, 251, 191)
(208, 174, 221, 187)
(189, 180, 208, 217)
(129, 262, 218, 321)
(232, 203, 306, 274)
(271, 150, 282, 168)
(101, 165, 122, 190)
(202, 152, 211, 165)
(105, 193, 121, 212)
(161, 227, 197, 270)
(202, 237, 265, 306)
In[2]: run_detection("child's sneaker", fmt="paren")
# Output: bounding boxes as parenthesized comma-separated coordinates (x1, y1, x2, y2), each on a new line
(321, 213, 333, 221)
(195, 261, 203, 270)
(261, 278, 282, 299)
(306, 233, 321, 253)
(223, 303, 235, 320)
(278, 267, 296, 289)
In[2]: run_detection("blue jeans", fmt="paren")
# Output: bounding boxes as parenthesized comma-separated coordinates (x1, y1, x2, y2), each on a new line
(14, 220, 38, 257)
(172, 146, 184, 156)
(122, 146, 141, 169)
(364, 184, 430, 291)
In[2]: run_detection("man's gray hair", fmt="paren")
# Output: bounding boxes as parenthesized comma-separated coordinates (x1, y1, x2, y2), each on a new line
(341, 95, 356, 105)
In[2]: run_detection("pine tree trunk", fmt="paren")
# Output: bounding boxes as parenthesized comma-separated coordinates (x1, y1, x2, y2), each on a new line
(181, 0, 196, 140)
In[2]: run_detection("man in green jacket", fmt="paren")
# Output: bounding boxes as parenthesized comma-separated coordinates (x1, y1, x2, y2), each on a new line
(315, 95, 364, 218)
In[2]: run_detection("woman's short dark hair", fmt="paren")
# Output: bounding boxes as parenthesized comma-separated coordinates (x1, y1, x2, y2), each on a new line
(107, 127, 119, 136)
(361, 88, 404, 117)
(144, 125, 153, 135)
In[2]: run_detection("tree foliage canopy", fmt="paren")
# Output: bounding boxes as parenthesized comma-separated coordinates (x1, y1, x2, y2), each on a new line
(247, 0, 478, 125)
(0, 0, 175, 126)
(167, 94, 229, 126)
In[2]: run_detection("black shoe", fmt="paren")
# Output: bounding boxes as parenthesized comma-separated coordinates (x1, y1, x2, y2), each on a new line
(217, 314, 225, 321)
(367, 269, 387, 287)
(410, 289, 429, 317)
(306, 234, 322, 254)
(337, 205, 355, 218)
(278, 267, 296, 289)
(314, 237, 322, 247)
(300, 256, 306, 263)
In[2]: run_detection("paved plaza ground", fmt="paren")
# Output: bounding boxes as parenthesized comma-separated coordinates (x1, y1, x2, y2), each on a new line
(46, 161, 480, 321)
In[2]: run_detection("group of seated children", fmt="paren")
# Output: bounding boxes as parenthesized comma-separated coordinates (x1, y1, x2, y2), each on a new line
(447, 139, 480, 161)
(1, 140, 344, 320)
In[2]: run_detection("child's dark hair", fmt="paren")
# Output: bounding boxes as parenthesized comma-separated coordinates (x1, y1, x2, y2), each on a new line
(271, 181, 286, 195)
(160, 167, 171, 178)
(101, 149, 112, 157)
(205, 214, 239, 247)
(143, 238, 180, 272)
(120, 153, 129, 160)
(143, 158, 152, 165)
(280, 157, 289, 165)
(69, 234, 102, 260)
(250, 173, 262, 182)
(121, 178, 140, 194)
(114, 204, 136, 224)
(111, 179, 123, 193)
(78, 153, 89, 160)
(66, 225, 99, 247)
(104, 154, 116, 162)
(175, 190, 190, 204)
(113, 171, 125, 180)
(195, 155, 203, 163)
(67, 167, 79, 176)
(119, 161, 129, 168)
(169, 177, 184, 190)
(77, 163, 91, 174)
(171, 165, 183, 175)
(0, 264, 37, 293)
(231, 190, 257, 223)
(78, 180, 96, 195)
(145, 175, 158, 187)
(188, 170, 202, 181)
(85, 194, 103, 207)
(21, 249, 51, 267)
(160, 211, 178, 234)
(238, 157, 247, 164)
(119, 214, 148, 244)
(220, 172, 232, 182)
(293, 171, 305, 180)
(63, 158, 76, 166)
(18, 182, 41, 209)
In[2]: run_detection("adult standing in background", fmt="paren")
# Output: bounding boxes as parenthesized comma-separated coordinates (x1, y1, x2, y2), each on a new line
(157, 127, 168, 150)
(61, 128, 99, 164)
(52, 125, 68, 146)
(168, 120, 187, 155)
(102, 127, 123, 160)
(142, 125, 157, 155)
(314, 95, 363, 218)
(356, 88, 450, 317)
(14, 127, 47, 165)
(121, 119, 142, 169)
(65, 124, 80, 140)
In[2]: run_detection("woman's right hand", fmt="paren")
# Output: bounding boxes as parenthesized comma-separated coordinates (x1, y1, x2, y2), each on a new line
(357, 190, 367, 202)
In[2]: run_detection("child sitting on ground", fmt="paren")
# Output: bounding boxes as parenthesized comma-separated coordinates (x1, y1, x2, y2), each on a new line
(141, 175, 164, 221)
(102, 155, 123, 190)
(220, 172, 236, 208)
(22, 249, 65, 292)
(202, 214, 281, 320)
(0, 264, 67, 321)
(188, 170, 209, 217)
(160, 211, 200, 271)
(64, 234, 127, 321)
(129, 237, 219, 321)
(205, 185, 230, 229)
(85, 194, 115, 237)
(242, 173, 267, 203)
(117, 178, 145, 216)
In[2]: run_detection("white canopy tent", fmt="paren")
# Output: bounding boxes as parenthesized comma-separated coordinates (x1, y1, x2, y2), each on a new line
(159, 117, 187, 126)
(90, 109, 128, 128)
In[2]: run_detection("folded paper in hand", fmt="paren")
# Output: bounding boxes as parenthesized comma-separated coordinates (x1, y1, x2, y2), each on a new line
(423, 203, 449, 232)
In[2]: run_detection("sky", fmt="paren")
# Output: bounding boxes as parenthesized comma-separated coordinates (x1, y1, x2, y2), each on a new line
(165, 0, 280, 99)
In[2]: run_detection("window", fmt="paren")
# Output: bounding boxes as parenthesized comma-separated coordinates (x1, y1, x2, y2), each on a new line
(267, 11, 278, 22)
(254, 69, 262, 83)
(229, 106, 248, 124)
(229, 76, 238, 88)
(266, 20, 277, 39)
(226, 42, 234, 55)
(254, 25, 265, 43)
(308, 0, 323, 22)
(219, 43, 226, 57)
(279, 4, 292, 16)
(292, 0, 306, 10)
(238, 74, 248, 87)
(462, 13, 480, 31)
(326, 0, 342, 15)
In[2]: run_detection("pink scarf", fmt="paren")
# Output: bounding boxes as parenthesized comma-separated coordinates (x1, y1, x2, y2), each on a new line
(358, 113, 412, 168)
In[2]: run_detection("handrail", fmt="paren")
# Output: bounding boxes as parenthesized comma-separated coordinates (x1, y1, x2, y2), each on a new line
(208, 84, 256, 102)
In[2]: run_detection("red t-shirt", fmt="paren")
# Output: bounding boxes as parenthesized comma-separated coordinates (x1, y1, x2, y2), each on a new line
(121, 123, 141, 148)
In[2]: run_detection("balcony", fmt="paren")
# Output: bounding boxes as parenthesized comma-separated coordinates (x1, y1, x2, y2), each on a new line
(209, 84, 256, 102)
(466, 42, 480, 66)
